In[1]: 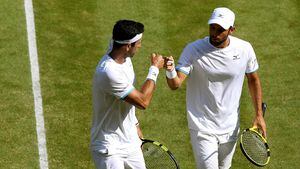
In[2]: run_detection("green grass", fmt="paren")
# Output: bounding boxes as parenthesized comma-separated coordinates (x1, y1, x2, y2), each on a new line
(0, 0, 39, 168)
(1, 0, 299, 168)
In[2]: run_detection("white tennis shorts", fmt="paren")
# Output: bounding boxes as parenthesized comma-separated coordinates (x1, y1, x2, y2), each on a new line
(190, 129, 239, 169)
(92, 147, 146, 169)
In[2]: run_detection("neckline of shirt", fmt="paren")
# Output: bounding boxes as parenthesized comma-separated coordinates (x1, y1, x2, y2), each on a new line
(205, 36, 233, 52)
(106, 54, 128, 66)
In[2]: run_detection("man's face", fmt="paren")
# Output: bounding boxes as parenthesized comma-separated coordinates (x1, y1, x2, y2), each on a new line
(209, 24, 230, 46)
(128, 39, 142, 57)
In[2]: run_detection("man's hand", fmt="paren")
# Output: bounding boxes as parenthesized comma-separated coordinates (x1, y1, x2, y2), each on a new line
(151, 53, 164, 69)
(164, 56, 175, 71)
(253, 114, 267, 138)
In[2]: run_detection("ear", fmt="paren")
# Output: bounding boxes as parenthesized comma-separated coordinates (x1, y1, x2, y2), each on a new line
(125, 44, 131, 52)
(229, 26, 235, 35)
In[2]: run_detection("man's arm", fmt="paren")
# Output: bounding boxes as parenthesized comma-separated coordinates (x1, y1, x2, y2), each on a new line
(124, 53, 164, 110)
(246, 72, 267, 137)
(124, 80, 156, 109)
(166, 72, 187, 90)
(165, 56, 187, 90)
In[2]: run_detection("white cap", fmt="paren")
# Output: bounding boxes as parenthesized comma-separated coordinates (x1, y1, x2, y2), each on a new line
(208, 7, 235, 30)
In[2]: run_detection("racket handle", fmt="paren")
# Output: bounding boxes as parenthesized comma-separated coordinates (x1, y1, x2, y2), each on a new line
(262, 102, 267, 117)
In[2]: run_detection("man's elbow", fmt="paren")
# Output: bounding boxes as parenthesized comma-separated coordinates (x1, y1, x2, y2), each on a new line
(167, 78, 182, 90)
(169, 86, 179, 90)
(168, 83, 180, 90)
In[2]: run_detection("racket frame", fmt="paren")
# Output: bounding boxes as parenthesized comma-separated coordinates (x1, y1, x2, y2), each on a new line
(240, 127, 270, 166)
(240, 102, 270, 167)
(141, 139, 180, 169)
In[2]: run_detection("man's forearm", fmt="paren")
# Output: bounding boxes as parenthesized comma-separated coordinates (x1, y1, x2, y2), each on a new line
(247, 73, 263, 115)
(139, 79, 156, 106)
(166, 76, 181, 90)
(166, 71, 186, 90)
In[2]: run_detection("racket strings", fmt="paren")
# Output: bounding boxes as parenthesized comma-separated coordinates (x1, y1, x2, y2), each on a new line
(241, 131, 269, 165)
(142, 143, 177, 169)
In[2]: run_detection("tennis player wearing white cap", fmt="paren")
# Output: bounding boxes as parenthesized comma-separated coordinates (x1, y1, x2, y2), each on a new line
(91, 20, 165, 169)
(165, 7, 266, 169)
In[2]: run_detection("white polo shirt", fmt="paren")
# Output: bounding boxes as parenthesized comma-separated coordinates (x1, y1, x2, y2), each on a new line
(91, 55, 141, 154)
(176, 36, 258, 134)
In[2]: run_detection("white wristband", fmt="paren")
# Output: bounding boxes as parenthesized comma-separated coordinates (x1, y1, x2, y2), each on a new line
(146, 66, 159, 83)
(166, 68, 177, 79)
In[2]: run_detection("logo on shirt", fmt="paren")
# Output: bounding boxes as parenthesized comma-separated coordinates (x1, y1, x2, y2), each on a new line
(233, 55, 240, 60)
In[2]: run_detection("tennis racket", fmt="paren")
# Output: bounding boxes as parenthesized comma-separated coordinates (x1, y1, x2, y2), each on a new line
(141, 139, 180, 169)
(240, 102, 270, 167)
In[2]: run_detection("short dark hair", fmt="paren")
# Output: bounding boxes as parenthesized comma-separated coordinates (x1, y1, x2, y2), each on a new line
(112, 20, 144, 48)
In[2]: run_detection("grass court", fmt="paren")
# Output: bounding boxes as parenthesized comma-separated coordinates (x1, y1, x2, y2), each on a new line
(0, 0, 299, 168)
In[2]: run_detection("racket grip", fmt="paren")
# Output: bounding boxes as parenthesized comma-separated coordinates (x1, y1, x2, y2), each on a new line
(262, 102, 267, 117)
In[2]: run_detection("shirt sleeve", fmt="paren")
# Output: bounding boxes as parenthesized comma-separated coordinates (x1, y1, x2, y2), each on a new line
(176, 44, 194, 75)
(246, 43, 259, 73)
(102, 66, 135, 99)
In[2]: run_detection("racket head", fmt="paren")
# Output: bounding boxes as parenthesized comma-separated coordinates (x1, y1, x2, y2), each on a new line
(141, 139, 180, 169)
(240, 127, 270, 167)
